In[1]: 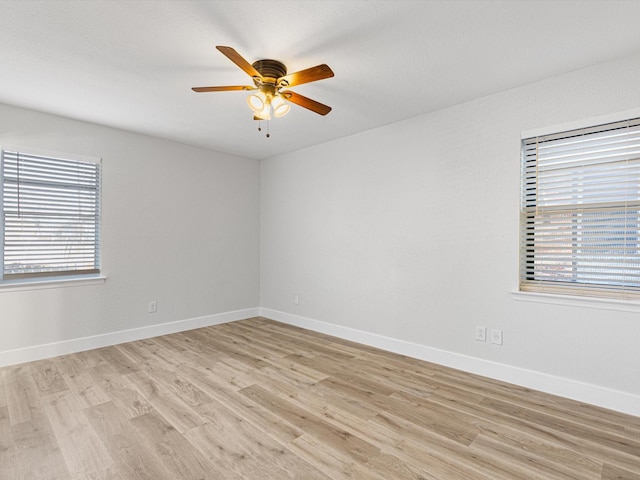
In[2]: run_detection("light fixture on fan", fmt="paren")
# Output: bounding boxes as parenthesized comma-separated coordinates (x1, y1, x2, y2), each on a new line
(247, 90, 267, 112)
(246, 90, 291, 120)
(270, 95, 291, 117)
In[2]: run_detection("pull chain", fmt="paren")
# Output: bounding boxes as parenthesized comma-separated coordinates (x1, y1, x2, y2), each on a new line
(257, 120, 271, 138)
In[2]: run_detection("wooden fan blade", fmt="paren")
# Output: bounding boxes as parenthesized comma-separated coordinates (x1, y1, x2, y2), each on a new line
(192, 85, 255, 92)
(279, 64, 334, 87)
(216, 46, 262, 79)
(281, 91, 332, 115)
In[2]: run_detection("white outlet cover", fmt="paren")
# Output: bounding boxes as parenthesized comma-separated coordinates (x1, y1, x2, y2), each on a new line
(491, 329, 503, 345)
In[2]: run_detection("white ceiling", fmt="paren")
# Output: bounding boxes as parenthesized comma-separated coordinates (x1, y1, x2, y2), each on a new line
(2, 1, 640, 160)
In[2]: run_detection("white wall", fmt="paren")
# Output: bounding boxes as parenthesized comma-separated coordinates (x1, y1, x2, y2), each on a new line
(0, 103, 260, 363)
(260, 52, 640, 415)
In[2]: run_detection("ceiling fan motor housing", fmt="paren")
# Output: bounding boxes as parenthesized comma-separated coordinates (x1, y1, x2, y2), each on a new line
(252, 59, 287, 87)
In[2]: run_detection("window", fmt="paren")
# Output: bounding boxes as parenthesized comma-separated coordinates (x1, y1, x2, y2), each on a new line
(1, 148, 101, 282)
(520, 118, 640, 300)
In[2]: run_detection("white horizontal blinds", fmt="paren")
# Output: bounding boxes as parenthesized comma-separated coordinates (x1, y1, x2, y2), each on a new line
(520, 118, 640, 300)
(2, 149, 101, 279)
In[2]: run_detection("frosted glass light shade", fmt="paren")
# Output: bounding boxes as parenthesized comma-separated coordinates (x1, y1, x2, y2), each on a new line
(255, 102, 271, 120)
(247, 91, 267, 112)
(271, 95, 291, 118)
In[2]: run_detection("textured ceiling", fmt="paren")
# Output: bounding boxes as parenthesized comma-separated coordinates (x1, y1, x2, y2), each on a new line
(2, 1, 640, 160)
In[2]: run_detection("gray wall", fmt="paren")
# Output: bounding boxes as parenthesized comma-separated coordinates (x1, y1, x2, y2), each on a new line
(0, 103, 260, 360)
(260, 52, 640, 415)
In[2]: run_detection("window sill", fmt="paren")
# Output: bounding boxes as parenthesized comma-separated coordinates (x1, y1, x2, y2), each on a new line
(0, 276, 106, 293)
(511, 290, 640, 313)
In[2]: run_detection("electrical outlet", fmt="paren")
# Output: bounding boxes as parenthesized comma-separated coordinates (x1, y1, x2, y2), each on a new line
(148, 301, 157, 313)
(475, 326, 487, 342)
(491, 328, 503, 345)
(294, 295, 299, 305)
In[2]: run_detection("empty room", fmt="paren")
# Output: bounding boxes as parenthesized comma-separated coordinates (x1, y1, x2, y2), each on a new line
(1, 1, 639, 479)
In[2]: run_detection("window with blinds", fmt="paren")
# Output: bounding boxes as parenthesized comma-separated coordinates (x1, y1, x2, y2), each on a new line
(520, 118, 640, 300)
(1, 148, 101, 280)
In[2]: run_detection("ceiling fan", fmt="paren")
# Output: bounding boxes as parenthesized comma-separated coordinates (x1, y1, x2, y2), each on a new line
(192, 46, 334, 121)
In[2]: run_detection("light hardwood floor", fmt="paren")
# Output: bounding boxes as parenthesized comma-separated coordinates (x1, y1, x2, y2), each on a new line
(1, 317, 639, 479)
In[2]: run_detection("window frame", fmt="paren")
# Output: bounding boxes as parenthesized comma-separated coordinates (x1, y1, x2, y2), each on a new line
(519, 117, 640, 301)
(0, 146, 103, 286)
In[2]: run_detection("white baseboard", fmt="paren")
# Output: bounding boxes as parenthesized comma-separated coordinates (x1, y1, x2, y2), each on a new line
(0, 307, 260, 368)
(260, 308, 640, 418)
(5, 305, 638, 417)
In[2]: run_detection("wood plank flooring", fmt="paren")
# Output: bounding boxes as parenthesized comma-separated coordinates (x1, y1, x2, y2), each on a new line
(1, 317, 639, 479)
